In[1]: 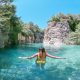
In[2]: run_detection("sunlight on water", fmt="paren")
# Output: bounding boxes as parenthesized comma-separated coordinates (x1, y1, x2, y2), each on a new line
(43, 39, 63, 49)
(0, 43, 80, 80)
(53, 41, 62, 49)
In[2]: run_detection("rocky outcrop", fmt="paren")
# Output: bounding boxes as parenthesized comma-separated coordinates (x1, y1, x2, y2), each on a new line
(34, 32, 44, 43)
(18, 23, 44, 44)
(43, 21, 70, 47)
(0, 29, 9, 48)
(18, 32, 44, 44)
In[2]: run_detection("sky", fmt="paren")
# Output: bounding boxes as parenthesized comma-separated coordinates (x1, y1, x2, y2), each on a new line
(14, 0, 80, 29)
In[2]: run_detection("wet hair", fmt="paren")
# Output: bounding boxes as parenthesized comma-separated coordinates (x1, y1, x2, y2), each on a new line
(42, 48, 46, 53)
(39, 48, 46, 55)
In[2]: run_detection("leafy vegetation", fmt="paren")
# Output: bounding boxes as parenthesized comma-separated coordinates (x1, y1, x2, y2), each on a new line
(49, 13, 80, 32)
(0, 0, 23, 46)
(21, 22, 44, 41)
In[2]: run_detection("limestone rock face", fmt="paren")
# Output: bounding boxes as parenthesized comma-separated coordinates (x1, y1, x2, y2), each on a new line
(35, 32, 44, 43)
(43, 21, 70, 47)
(0, 30, 4, 48)
(18, 32, 44, 44)
(0, 29, 9, 48)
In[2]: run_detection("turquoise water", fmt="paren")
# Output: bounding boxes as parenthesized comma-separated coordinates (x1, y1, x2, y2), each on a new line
(0, 43, 80, 80)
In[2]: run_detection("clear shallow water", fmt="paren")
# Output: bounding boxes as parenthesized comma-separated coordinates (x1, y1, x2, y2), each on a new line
(0, 43, 80, 80)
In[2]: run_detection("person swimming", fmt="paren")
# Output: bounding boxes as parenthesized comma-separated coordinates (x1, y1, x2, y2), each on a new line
(19, 48, 65, 69)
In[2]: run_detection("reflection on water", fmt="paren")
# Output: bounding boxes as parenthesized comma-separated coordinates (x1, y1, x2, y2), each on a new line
(0, 43, 80, 80)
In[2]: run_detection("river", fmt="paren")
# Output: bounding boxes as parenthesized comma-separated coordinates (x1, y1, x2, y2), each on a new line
(0, 43, 80, 80)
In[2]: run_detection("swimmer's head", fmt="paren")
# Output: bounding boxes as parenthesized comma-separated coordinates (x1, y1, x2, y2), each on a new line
(39, 48, 46, 54)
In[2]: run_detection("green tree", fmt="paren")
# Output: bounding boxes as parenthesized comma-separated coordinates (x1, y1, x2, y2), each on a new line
(67, 15, 80, 32)
(48, 16, 60, 22)
(0, 0, 22, 46)
(21, 22, 44, 42)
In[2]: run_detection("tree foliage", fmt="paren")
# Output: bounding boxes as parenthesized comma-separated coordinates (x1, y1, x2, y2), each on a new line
(22, 22, 44, 37)
(0, 0, 22, 46)
(49, 13, 80, 32)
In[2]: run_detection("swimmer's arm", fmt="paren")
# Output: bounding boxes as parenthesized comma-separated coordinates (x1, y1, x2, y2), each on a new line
(46, 53, 65, 59)
(18, 53, 38, 59)
(27, 53, 38, 59)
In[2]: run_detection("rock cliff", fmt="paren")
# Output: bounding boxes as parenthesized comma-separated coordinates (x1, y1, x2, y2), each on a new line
(43, 21, 70, 47)
(0, 29, 9, 48)
(18, 32, 44, 44)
